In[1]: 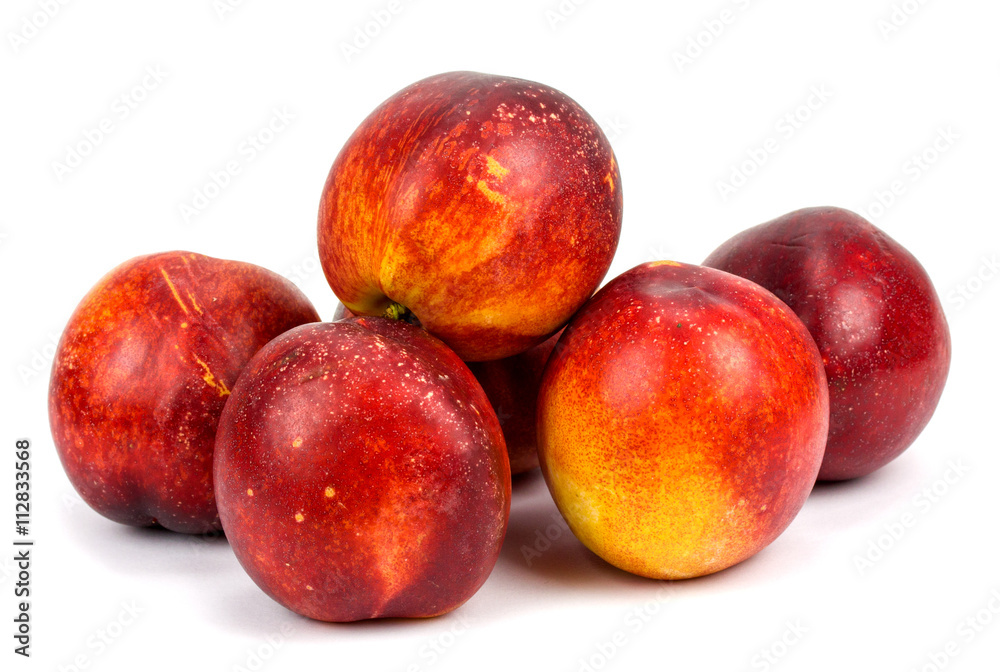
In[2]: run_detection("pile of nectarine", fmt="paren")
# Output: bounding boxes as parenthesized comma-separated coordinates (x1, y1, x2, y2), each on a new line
(49, 71, 950, 622)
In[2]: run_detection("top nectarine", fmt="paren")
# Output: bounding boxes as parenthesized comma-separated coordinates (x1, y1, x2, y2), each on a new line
(318, 71, 622, 361)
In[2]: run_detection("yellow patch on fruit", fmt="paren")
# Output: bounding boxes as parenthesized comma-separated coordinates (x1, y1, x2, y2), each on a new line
(186, 291, 204, 314)
(159, 268, 190, 315)
(484, 154, 509, 179)
(192, 355, 231, 397)
(539, 363, 759, 579)
(475, 180, 507, 207)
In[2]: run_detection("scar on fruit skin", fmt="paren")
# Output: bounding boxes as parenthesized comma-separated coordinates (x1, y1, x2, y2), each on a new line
(192, 355, 231, 397)
(160, 268, 190, 314)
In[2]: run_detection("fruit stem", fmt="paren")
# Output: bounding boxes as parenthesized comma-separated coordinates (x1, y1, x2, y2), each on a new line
(384, 302, 421, 326)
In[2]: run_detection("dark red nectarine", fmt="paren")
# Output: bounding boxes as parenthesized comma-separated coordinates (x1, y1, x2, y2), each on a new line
(704, 207, 951, 480)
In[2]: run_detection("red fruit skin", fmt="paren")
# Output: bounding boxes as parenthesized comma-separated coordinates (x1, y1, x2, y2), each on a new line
(48, 251, 320, 533)
(467, 331, 561, 474)
(537, 261, 829, 579)
(318, 70, 622, 362)
(214, 318, 511, 622)
(336, 301, 558, 475)
(331, 302, 352, 321)
(704, 207, 951, 481)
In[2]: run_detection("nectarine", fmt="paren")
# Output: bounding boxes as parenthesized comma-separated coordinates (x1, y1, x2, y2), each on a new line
(704, 207, 951, 480)
(537, 261, 829, 579)
(49, 251, 319, 533)
(318, 71, 622, 361)
(214, 318, 510, 621)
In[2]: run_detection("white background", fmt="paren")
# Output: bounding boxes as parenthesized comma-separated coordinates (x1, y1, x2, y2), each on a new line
(2, 1, 998, 670)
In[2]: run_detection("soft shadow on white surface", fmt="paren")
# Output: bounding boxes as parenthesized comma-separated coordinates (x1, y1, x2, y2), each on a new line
(498, 470, 646, 589)
(66, 511, 232, 574)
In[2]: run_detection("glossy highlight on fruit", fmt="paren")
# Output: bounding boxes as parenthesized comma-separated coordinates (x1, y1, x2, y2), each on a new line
(704, 207, 951, 480)
(49, 251, 320, 533)
(318, 70, 622, 361)
(214, 318, 510, 621)
(538, 261, 829, 579)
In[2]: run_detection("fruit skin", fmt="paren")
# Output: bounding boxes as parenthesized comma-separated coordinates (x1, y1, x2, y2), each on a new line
(48, 251, 320, 534)
(214, 318, 510, 622)
(466, 331, 561, 474)
(537, 261, 829, 580)
(704, 207, 951, 481)
(336, 301, 557, 475)
(318, 70, 622, 362)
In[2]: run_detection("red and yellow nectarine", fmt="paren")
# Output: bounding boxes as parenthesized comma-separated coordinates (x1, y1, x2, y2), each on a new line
(538, 261, 829, 579)
(318, 71, 622, 361)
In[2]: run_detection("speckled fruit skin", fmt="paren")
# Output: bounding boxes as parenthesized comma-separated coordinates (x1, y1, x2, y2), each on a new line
(467, 331, 561, 474)
(336, 301, 556, 475)
(48, 251, 320, 534)
(704, 207, 951, 481)
(318, 70, 622, 362)
(214, 318, 511, 622)
(537, 261, 829, 580)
